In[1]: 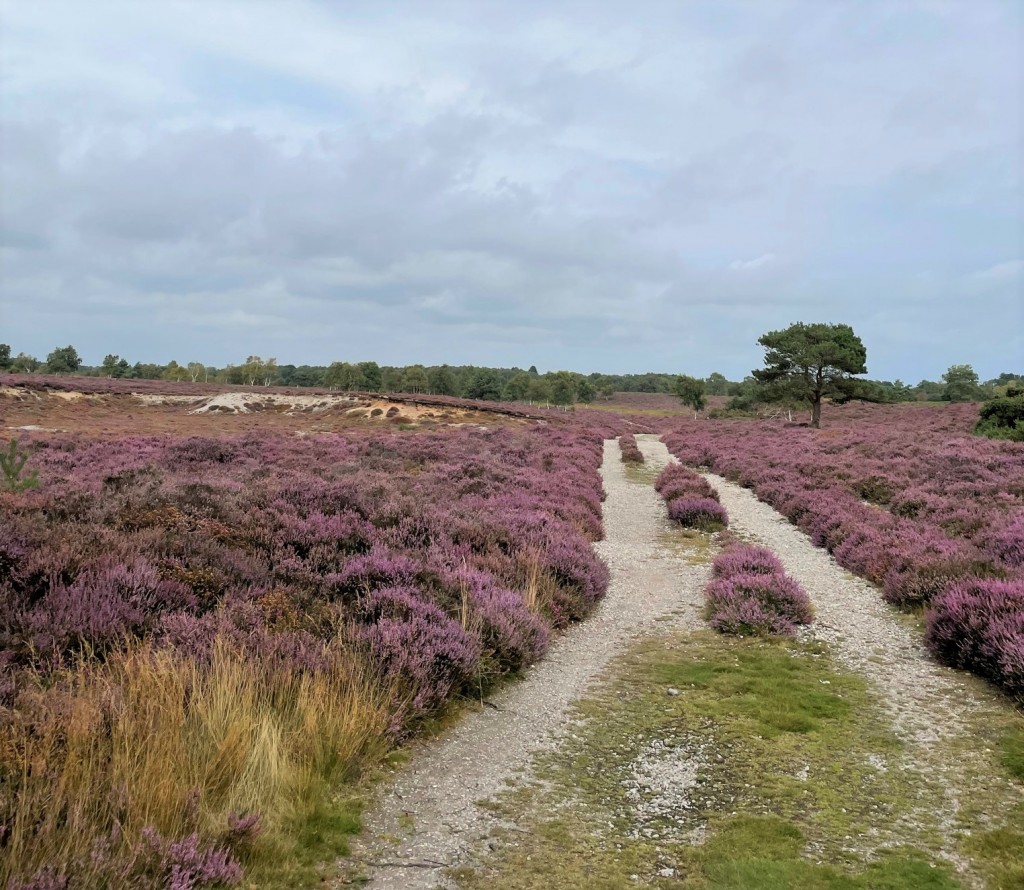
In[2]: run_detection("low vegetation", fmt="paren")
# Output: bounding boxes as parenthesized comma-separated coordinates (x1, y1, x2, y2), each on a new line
(654, 462, 729, 531)
(454, 630, 1024, 889)
(662, 402, 1024, 699)
(705, 545, 813, 636)
(0, 419, 624, 887)
(619, 433, 645, 464)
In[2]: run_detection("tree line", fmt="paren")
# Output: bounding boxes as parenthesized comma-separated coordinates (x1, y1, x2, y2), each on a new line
(0, 341, 1016, 410)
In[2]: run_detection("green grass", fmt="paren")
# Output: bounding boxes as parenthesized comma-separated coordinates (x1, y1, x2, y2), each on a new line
(1002, 726, 1024, 781)
(699, 817, 959, 890)
(251, 794, 364, 888)
(647, 642, 855, 737)
(451, 631, 1024, 890)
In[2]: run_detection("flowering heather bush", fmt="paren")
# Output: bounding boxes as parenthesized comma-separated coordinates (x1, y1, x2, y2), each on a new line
(705, 546, 813, 637)
(458, 568, 549, 674)
(16, 825, 246, 890)
(925, 578, 1024, 699)
(130, 828, 243, 889)
(0, 417, 621, 886)
(711, 545, 784, 579)
(0, 426, 609, 680)
(662, 401, 1024, 693)
(989, 512, 1024, 568)
(667, 497, 729, 531)
(619, 434, 644, 464)
(355, 585, 481, 714)
(654, 463, 726, 530)
(654, 462, 719, 502)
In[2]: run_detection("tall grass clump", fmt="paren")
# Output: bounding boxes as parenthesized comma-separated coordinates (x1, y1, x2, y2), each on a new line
(0, 640, 396, 888)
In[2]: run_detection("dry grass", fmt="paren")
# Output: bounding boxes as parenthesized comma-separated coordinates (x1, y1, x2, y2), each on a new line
(0, 639, 396, 886)
(523, 553, 540, 613)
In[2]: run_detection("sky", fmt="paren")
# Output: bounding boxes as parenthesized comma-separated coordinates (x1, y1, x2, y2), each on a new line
(0, 0, 1021, 381)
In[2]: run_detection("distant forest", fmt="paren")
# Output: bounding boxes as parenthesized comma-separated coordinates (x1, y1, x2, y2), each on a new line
(0, 342, 1018, 406)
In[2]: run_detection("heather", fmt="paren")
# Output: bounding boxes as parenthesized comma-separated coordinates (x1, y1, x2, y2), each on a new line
(618, 434, 644, 464)
(925, 578, 1024, 697)
(0, 421, 613, 886)
(654, 462, 728, 531)
(705, 546, 814, 637)
(662, 401, 1024, 696)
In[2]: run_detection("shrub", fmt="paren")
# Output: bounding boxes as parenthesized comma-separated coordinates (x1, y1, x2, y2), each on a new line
(852, 475, 894, 505)
(660, 404, 1023, 696)
(0, 422, 616, 884)
(883, 556, 1000, 609)
(459, 569, 549, 676)
(704, 572, 813, 637)
(711, 546, 784, 579)
(0, 439, 39, 492)
(975, 390, 1024, 441)
(988, 512, 1024, 568)
(925, 578, 1024, 698)
(705, 544, 813, 638)
(654, 462, 692, 494)
(356, 586, 482, 717)
(667, 497, 729, 531)
(618, 434, 644, 464)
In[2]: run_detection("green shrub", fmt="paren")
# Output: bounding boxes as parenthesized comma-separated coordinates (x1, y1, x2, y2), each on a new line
(0, 439, 39, 492)
(976, 387, 1024, 442)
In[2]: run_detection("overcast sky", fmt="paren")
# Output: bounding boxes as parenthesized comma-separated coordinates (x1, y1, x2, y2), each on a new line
(1, 1, 1021, 380)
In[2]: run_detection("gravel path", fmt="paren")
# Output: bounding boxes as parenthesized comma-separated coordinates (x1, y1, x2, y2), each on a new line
(696, 466, 984, 745)
(682, 453, 1018, 883)
(347, 438, 707, 889)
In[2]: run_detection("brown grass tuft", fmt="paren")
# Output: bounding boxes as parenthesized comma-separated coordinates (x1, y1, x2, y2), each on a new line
(0, 639, 395, 886)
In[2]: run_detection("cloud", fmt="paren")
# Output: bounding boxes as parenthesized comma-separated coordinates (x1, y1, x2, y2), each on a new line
(965, 260, 1024, 293)
(0, 0, 1021, 379)
(730, 253, 777, 272)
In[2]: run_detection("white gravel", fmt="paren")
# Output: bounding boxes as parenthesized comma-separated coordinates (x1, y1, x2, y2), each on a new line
(346, 437, 707, 889)
(624, 738, 708, 828)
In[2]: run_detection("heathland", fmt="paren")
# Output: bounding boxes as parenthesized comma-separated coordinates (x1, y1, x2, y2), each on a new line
(0, 378, 1021, 889)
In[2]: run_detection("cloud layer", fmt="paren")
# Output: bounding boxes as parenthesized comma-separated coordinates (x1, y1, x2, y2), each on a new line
(1, 0, 1021, 379)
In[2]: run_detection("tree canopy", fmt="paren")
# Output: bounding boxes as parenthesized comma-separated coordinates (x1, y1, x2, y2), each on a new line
(752, 322, 867, 428)
(674, 374, 706, 413)
(45, 345, 82, 374)
(942, 364, 982, 402)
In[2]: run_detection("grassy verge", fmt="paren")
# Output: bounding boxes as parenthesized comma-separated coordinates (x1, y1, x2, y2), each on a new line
(0, 643, 396, 890)
(450, 631, 1024, 889)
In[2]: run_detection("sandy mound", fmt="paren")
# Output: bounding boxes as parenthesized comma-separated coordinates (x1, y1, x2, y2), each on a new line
(189, 392, 364, 415)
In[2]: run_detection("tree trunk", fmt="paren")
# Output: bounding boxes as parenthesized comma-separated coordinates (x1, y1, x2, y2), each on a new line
(811, 397, 822, 428)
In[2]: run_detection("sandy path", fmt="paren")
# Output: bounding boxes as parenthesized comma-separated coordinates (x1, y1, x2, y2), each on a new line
(347, 438, 708, 889)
